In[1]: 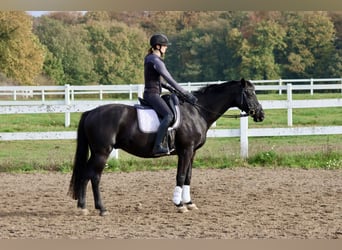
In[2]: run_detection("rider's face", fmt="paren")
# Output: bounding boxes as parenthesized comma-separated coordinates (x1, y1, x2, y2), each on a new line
(160, 45, 168, 54)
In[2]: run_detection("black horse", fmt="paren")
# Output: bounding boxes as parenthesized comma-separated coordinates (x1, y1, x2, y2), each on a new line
(68, 79, 264, 215)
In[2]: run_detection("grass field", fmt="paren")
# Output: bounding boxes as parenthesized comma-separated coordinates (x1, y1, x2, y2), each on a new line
(0, 135, 341, 173)
(0, 92, 341, 172)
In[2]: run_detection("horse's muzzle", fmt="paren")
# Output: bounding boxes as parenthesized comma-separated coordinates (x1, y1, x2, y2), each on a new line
(252, 106, 265, 122)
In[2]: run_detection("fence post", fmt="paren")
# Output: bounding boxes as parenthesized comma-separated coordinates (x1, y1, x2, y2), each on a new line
(279, 79, 283, 95)
(110, 149, 119, 159)
(71, 88, 74, 101)
(42, 89, 45, 102)
(287, 83, 293, 127)
(310, 78, 314, 95)
(65, 84, 71, 127)
(99, 85, 103, 100)
(240, 113, 248, 159)
(137, 84, 144, 98)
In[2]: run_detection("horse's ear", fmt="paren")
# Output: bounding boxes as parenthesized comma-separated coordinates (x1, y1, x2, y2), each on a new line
(241, 78, 246, 88)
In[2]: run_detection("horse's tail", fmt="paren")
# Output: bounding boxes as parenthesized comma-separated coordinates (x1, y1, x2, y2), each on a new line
(68, 111, 90, 200)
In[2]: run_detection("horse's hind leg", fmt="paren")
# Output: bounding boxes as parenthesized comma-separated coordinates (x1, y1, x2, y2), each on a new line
(77, 179, 90, 215)
(88, 152, 109, 216)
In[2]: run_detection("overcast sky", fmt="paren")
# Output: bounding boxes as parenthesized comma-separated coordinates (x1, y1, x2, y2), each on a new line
(26, 11, 51, 17)
(26, 11, 86, 17)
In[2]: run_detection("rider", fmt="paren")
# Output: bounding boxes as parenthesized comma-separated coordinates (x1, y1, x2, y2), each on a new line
(144, 33, 197, 156)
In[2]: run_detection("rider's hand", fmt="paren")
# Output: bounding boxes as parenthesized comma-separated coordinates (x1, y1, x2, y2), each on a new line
(185, 92, 197, 105)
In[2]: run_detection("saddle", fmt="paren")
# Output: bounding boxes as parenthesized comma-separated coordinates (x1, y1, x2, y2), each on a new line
(135, 94, 181, 153)
(135, 93, 181, 132)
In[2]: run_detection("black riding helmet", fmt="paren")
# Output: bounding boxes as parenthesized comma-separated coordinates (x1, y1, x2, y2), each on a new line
(150, 33, 171, 48)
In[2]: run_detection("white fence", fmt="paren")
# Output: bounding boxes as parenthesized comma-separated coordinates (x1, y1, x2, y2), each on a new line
(1, 78, 342, 158)
(1, 78, 341, 101)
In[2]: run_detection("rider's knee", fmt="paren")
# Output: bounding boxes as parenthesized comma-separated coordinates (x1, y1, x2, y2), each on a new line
(165, 113, 174, 124)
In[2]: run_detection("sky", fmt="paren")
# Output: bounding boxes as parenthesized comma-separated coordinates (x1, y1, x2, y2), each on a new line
(26, 11, 52, 17)
(26, 11, 86, 17)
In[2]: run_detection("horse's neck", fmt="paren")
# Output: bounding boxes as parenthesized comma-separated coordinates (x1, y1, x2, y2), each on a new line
(197, 88, 236, 126)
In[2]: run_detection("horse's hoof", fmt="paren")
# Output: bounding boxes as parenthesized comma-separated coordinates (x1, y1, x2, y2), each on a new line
(176, 205, 188, 213)
(100, 210, 109, 216)
(185, 202, 198, 210)
(80, 209, 89, 216)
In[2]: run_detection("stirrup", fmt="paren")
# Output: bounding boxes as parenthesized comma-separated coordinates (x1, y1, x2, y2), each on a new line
(153, 145, 170, 156)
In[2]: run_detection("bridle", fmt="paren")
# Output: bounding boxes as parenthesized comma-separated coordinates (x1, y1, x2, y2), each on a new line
(187, 87, 256, 119)
(239, 87, 257, 117)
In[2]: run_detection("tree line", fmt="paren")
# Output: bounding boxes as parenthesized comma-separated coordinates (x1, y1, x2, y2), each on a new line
(0, 11, 341, 85)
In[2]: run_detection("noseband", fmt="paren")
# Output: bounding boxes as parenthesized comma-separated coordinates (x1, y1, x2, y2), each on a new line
(241, 88, 257, 117)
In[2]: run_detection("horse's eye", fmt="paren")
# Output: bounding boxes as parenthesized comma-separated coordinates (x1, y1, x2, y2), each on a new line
(246, 90, 254, 96)
(248, 89, 256, 96)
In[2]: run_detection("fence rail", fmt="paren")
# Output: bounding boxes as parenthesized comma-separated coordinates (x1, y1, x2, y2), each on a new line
(1, 78, 341, 101)
(1, 79, 342, 158)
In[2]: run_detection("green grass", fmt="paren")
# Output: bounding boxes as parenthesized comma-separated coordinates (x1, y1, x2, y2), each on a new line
(0, 140, 76, 172)
(248, 150, 341, 169)
(0, 113, 81, 132)
(215, 107, 341, 129)
(0, 135, 341, 173)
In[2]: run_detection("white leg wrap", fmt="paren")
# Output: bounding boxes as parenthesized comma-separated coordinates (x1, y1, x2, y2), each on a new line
(182, 185, 191, 203)
(172, 186, 182, 205)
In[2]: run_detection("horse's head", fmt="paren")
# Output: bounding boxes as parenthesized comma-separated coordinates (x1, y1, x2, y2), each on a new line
(239, 79, 264, 122)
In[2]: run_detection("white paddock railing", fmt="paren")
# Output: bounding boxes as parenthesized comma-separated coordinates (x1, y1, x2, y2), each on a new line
(1, 119, 341, 159)
(0, 84, 145, 101)
(0, 78, 341, 101)
(252, 78, 342, 95)
(1, 80, 342, 158)
(182, 78, 342, 95)
(0, 83, 341, 127)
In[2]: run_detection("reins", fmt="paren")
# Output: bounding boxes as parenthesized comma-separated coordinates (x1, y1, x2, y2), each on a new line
(173, 88, 251, 119)
(192, 102, 250, 119)
(168, 84, 252, 119)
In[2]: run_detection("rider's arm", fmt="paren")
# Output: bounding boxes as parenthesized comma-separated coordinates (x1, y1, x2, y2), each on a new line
(153, 57, 198, 104)
(160, 80, 173, 92)
(153, 58, 187, 95)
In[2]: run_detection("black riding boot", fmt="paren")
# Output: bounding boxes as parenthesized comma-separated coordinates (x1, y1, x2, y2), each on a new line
(153, 114, 173, 156)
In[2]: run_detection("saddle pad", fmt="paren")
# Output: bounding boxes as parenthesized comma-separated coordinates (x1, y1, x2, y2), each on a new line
(136, 108, 160, 133)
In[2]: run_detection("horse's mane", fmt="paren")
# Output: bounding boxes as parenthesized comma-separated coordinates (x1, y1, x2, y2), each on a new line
(193, 80, 241, 96)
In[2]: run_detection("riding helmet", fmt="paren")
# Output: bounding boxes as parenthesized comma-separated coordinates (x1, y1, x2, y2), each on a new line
(150, 33, 171, 47)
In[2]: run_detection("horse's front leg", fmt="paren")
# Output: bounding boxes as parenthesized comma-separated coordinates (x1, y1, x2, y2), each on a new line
(182, 153, 198, 211)
(173, 148, 198, 213)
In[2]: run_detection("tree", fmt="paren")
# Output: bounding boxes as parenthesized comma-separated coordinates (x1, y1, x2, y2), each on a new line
(47, 11, 85, 25)
(303, 12, 342, 78)
(42, 51, 64, 84)
(0, 11, 45, 85)
(241, 19, 286, 80)
(224, 28, 250, 80)
(85, 20, 147, 84)
(34, 16, 97, 85)
(167, 16, 234, 82)
(329, 11, 342, 50)
(278, 11, 342, 78)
